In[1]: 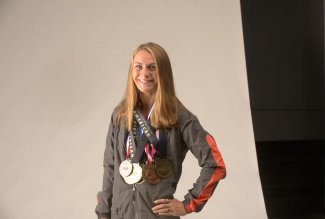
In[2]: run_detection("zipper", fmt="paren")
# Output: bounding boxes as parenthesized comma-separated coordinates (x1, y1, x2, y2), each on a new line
(132, 184, 138, 219)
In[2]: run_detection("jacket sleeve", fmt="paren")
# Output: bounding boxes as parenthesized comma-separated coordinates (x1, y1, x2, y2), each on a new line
(95, 115, 115, 219)
(181, 116, 226, 213)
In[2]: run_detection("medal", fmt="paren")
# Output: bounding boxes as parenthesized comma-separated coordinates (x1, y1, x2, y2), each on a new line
(141, 163, 150, 182)
(155, 158, 173, 179)
(137, 163, 145, 184)
(121, 109, 172, 185)
(119, 160, 133, 177)
(123, 163, 143, 185)
(145, 164, 160, 185)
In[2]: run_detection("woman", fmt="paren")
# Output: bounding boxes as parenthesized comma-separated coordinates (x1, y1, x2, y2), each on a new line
(95, 42, 226, 219)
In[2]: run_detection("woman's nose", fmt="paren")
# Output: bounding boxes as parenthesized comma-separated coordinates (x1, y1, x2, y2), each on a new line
(141, 67, 151, 77)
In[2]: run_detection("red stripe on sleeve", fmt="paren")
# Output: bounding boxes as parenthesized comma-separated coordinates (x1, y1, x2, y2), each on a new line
(185, 134, 226, 213)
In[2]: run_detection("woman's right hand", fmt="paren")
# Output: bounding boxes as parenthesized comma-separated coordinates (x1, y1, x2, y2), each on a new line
(152, 198, 188, 217)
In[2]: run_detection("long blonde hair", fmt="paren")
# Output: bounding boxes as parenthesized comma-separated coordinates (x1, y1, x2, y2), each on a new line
(115, 42, 179, 130)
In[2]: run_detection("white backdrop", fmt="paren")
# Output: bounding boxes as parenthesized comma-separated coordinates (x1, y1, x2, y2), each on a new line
(0, 1, 267, 218)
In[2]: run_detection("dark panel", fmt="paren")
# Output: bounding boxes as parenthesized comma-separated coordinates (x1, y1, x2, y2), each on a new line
(256, 140, 324, 219)
(252, 110, 324, 141)
(241, 0, 324, 141)
(240, 0, 325, 218)
(241, 0, 324, 111)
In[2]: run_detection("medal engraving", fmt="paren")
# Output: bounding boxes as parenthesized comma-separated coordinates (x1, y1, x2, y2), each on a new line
(155, 159, 173, 179)
(146, 164, 160, 185)
(119, 160, 133, 177)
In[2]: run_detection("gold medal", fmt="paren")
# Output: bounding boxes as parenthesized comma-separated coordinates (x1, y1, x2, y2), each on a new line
(155, 158, 173, 179)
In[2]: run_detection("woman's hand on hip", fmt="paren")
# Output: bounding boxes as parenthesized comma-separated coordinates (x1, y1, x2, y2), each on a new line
(152, 198, 188, 217)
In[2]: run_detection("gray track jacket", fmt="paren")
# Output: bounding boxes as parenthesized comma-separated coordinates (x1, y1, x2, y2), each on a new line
(95, 105, 226, 219)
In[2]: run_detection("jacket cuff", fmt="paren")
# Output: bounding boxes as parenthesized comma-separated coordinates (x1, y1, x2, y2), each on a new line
(95, 191, 111, 218)
(95, 211, 110, 219)
(182, 199, 194, 213)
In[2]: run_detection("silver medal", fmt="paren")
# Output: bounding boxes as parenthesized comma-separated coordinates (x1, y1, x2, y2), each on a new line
(123, 163, 143, 185)
(119, 160, 133, 177)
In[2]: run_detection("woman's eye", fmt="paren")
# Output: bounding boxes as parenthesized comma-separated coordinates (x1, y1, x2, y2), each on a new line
(134, 65, 142, 70)
(148, 66, 156, 71)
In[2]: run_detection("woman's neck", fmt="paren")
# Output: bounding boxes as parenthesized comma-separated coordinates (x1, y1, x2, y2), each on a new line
(139, 93, 155, 119)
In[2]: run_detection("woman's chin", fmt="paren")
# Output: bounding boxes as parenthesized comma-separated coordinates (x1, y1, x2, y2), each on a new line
(137, 86, 157, 95)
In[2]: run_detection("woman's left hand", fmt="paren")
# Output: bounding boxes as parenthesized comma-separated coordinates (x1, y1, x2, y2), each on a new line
(152, 198, 188, 217)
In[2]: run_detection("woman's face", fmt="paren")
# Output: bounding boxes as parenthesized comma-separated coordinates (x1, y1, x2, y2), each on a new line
(132, 50, 158, 96)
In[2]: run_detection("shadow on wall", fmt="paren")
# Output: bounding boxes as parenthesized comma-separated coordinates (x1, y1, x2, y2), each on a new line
(0, 203, 9, 219)
(0, 0, 9, 13)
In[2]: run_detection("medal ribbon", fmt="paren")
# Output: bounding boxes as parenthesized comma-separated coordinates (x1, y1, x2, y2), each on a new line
(145, 144, 153, 163)
(133, 109, 159, 146)
(127, 111, 156, 163)
(127, 109, 168, 163)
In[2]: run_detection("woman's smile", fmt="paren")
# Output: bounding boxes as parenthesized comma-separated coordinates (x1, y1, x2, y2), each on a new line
(138, 79, 154, 84)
